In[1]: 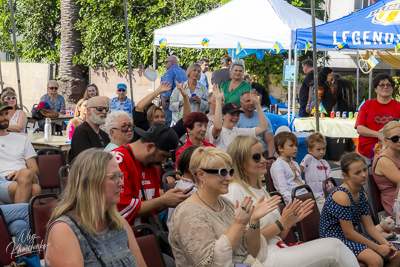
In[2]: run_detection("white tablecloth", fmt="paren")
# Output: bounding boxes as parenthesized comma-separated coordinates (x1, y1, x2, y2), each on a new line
(294, 117, 358, 138)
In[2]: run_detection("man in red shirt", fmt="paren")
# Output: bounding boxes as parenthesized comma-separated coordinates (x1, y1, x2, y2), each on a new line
(110, 123, 190, 226)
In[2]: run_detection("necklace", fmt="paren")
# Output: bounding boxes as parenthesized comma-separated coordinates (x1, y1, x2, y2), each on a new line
(77, 116, 84, 122)
(196, 191, 221, 212)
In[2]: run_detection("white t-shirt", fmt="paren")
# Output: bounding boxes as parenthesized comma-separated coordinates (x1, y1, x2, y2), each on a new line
(208, 126, 256, 152)
(300, 154, 331, 198)
(0, 133, 36, 176)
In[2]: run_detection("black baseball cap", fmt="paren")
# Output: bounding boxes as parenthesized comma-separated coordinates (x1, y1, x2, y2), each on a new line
(0, 100, 13, 112)
(222, 103, 244, 114)
(134, 123, 179, 152)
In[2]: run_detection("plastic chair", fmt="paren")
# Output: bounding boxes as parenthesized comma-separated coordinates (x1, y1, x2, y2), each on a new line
(28, 193, 58, 259)
(58, 165, 70, 193)
(367, 165, 386, 225)
(0, 208, 17, 265)
(132, 224, 167, 267)
(269, 191, 298, 244)
(162, 171, 181, 192)
(322, 177, 337, 198)
(291, 185, 320, 242)
(36, 149, 65, 191)
(265, 163, 277, 192)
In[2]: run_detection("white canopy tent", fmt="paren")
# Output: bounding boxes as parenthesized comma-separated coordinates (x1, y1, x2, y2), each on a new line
(153, 0, 323, 122)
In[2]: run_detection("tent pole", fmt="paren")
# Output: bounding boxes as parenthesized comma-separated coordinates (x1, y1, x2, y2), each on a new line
(153, 45, 157, 92)
(123, 0, 134, 113)
(9, 0, 23, 108)
(356, 51, 360, 106)
(311, 0, 319, 132)
(368, 70, 372, 100)
(287, 49, 292, 125)
(293, 46, 298, 129)
(0, 61, 3, 91)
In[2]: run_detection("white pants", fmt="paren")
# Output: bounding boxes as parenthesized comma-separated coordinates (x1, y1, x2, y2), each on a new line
(315, 195, 326, 213)
(264, 238, 358, 267)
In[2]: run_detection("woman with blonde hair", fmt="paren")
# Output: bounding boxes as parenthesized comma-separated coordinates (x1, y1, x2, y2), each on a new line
(225, 135, 359, 266)
(169, 63, 209, 125)
(45, 148, 146, 267)
(1, 90, 27, 133)
(169, 146, 281, 266)
(66, 98, 88, 135)
(84, 84, 99, 99)
(372, 120, 400, 217)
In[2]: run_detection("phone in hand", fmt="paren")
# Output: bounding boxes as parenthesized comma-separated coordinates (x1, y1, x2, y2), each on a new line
(184, 185, 195, 195)
(7, 175, 15, 181)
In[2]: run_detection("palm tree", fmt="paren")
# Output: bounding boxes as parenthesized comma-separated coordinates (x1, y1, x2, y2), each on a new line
(59, 0, 86, 105)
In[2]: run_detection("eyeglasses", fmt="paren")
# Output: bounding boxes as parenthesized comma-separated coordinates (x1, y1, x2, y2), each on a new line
(201, 168, 234, 178)
(4, 96, 16, 101)
(378, 83, 392, 88)
(386, 135, 400, 143)
(117, 89, 126, 92)
(48, 87, 58, 90)
(106, 172, 124, 184)
(90, 106, 109, 112)
(112, 124, 134, 133)
(165, 60, 170, 64)
(252, 151, 269, 163)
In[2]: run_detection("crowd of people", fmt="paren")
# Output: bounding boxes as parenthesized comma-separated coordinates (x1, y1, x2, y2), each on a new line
(1, 54, 400, 267)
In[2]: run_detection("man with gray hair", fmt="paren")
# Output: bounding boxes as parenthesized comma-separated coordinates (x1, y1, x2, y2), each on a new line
(70, 96, 110, 159)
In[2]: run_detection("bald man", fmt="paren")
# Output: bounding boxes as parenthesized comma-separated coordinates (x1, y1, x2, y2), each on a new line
(160, 55, 187, 126)
(70, 97, 110, 159)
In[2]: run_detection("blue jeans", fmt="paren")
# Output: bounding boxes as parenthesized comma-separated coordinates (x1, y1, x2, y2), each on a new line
(1, 203, 30, 247)
(299, 105, 310, 117)
(164, 107, 172, 127)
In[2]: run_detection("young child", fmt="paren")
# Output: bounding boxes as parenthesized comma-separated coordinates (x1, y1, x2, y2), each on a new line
(320, 153, 400, 266)
(270, 131, 307, 204)
(300, 133, 330, 212)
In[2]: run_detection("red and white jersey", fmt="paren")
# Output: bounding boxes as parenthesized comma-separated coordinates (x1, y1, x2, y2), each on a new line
(110, 145, 160, 226)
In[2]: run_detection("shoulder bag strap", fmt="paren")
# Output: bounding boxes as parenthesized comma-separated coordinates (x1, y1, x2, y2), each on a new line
(67, 215, 106, 267)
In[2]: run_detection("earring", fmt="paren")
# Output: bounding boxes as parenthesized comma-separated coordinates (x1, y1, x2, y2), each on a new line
(201, 181, 205, 189)
(113, 136, 116, 140)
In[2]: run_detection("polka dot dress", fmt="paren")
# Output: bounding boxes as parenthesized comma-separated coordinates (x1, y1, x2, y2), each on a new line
(319, 186, 397, 256)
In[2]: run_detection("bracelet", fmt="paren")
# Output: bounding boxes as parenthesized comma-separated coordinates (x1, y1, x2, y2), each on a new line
(307, 104, 310, 106)
(275, 220, 286, 232)
(248, 221, 260, 230)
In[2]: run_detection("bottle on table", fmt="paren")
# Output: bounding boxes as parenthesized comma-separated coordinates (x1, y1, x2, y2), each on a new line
(44, 118, 52, 143)
(68, 124, 75, 140)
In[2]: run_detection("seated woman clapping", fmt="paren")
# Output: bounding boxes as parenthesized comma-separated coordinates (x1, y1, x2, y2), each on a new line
(225, 135, 359, 267)
(169, 146, 280, 266)
(45, 148, 146, 267)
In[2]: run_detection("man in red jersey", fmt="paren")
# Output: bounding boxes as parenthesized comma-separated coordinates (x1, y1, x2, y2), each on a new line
(110, 123, 190, 226)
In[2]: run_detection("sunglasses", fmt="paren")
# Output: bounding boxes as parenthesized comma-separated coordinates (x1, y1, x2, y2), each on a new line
(386, 135, 400, 143)
(201, 168, 234, 178)
(87, 83, 95, 87)
(252, 151, 269, 163)
(112, 124, 134, 133)
(4, 96, 16, 101)
(117, 89, 126, 92)
(48, 87, 58, 90)
(90, 106, 109, 112)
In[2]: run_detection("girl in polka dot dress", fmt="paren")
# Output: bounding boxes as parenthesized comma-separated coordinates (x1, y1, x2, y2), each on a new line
(320, 153, 400, 266)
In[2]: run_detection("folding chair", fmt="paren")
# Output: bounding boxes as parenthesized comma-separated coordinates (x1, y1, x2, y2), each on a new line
(132, 224, 167, 267)
(265, 163, 277, 192)
(367, 165, 386, 225)
(58, 165, 70, 193)
(162, 171, 181, 192)
(269, 191, 298, 244)
(36, 149, 66, 192)
(322, 177, 337, 198)
(291, 185, 320, 242)
(28, 193, 58, 259)
(0, 208, 17, 265)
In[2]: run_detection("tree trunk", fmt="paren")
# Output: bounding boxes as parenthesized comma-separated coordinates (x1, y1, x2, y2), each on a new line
(59, 0, 86, 107)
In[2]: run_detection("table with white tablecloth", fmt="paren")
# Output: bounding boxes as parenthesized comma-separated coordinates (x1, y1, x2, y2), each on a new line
(293, 117, 358, 138)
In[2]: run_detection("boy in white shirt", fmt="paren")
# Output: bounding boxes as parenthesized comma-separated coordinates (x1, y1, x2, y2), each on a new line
(300, 133, 330, 212)
(270, 131, 307, 204)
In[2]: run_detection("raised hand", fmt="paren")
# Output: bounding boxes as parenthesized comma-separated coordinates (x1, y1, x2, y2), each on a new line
(249, 89, 260, 106)
(175, 81, 188, 97)
(251, 195, 280, 221)
(212, 83, 224, 101)
(234, 197, 254, 225)
(157, 82, 172, 93)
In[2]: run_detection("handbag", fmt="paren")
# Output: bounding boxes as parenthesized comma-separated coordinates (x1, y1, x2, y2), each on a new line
(31, 102, 59, 120)
(123, 145, 175, 259)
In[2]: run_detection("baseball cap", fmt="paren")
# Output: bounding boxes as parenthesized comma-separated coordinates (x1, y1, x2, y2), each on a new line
(34, 101, 52, 110)
(134, 123, 179, 152)
(117, 83, 127, 90)
(222, 103, 244, 114)
(0, 100, 13, 112)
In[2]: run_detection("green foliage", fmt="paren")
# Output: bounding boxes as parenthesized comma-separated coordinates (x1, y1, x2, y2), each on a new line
(0, 0, 60, 63)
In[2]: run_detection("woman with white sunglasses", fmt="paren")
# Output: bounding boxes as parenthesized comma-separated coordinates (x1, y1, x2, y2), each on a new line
(1, 90, 27, 133)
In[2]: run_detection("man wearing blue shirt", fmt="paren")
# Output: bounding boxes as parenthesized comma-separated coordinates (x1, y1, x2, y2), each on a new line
(237, 91, 275, 157)
(109, 83, 133, 114)
(160, 55, 187, 126)
(199, 58, 209, 90)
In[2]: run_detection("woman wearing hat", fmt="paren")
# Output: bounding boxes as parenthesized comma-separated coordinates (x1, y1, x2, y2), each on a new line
(109, 83, 133, 114)
(1, 90, 27, 133)
(208, 85, 268, 151)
